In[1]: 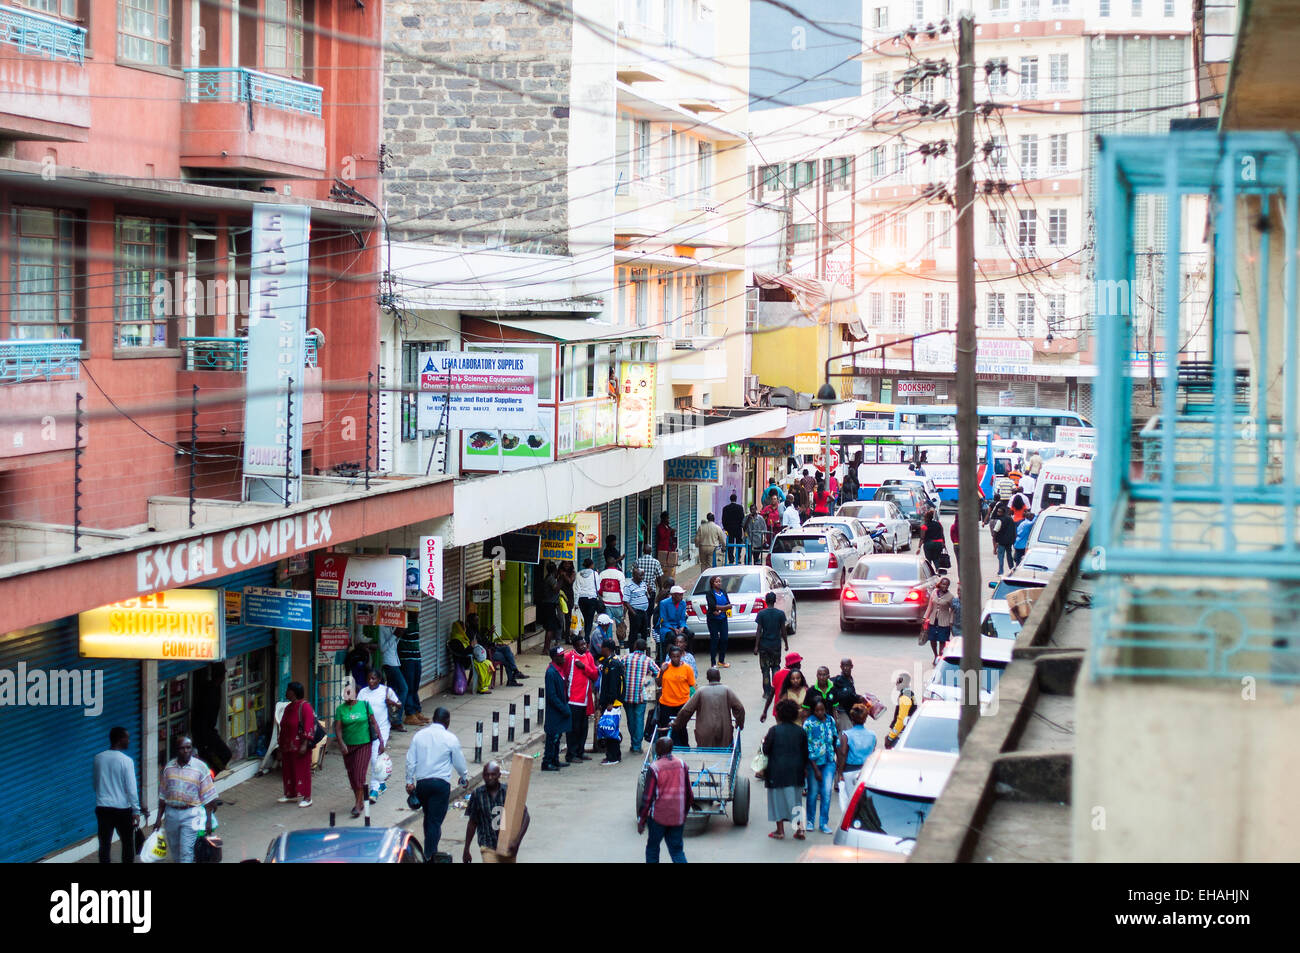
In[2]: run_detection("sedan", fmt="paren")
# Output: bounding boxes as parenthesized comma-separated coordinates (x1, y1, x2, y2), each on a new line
(684, 565, 797, 640)
(839, 553, 935, 629)
(801, 516, 876, 557)
(925, 636, 1013, 703)
(873, 485, 929, 536)
(833, 749, 954, 854)
(768, 528, 860, 592)
(979, 598, 1023, 640)
(264, 827, 426, 863)
(834, 500, 910, 552)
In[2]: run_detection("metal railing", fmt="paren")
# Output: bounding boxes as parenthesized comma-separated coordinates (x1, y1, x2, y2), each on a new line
(183, 67, 323, 118)
(0, 338, 81, 382)
(180, 336, 318, 371)
(0, 4, 85, 65)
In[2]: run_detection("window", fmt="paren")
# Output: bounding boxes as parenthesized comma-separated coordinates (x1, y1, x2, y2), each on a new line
(872, 71, 890, 109)
(873, 6, 888, 28)
(10, 207, 81, 342)
(1021, 0, 1040, 18)
(1019, 135, 1039, 177)
(986, 292, 1006, 329)
(114, 216, 171, 349)
(636, 120, 652, 179)
(790, 223, 816, 244)
(990, 135, 1008, 169)
(695, 277, 709, 336)
(15, 0, 77, 17)
(1049, 54, 1069, 93)
(939, 211, 953, 249)
(870, 145, 886, 178)
(1016, 293, 1034, 334)
(1049, 133, 1068, 171)
(1131, 0, 1142, 14)
(870, 293, 884, 327)
(1099, 0, 1110, 14)
(1047, 207, 1068, 245)
(990, 0, 1009, 14)
(793, 160, 816, 190)
(1018, 209, 1037, 255)
(824, 156, 852, 190)
(695, 141, 712, 204)
(922, 293, 934, 331)
(869, 214, 886, 245)
(925, 211, 937, 246)
(632, 268, 649, 328)
(761, 164, 782, 192)
(1047, 293, 1066, 328)
(119, 0, 173, 66)
(659, 277, 673, 338)
(893, 143, 908, 176)
(914, 1, 925, 21)
(666, 129, 681, 193)
(402, 341, 446, 439)
(938, 293, 951, 328)
(1019, 57, 1038, 99)
(827, 221, 852, 249)
(1163, 0, 1174, 14)
(987, 59, 1008, 97)
(890, 293, 906, 330)
(891, 213, 906, 248)
(264, 0, 305, 79)
(988, 209, 1007, 247)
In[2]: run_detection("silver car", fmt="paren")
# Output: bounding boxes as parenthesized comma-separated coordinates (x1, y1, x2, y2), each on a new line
(684, 565, 797, 640)
(839, 553, 936, 629)
(801, 516, 876, 557)
(768, 528, 860, 592)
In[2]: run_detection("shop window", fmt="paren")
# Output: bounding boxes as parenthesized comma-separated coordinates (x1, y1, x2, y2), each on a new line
(158, 672, 192, 773)
(225, 650, 269, 763)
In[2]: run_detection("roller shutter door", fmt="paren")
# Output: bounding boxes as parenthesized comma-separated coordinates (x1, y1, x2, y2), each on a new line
(418, 546, 460, 682)
(1036, 382, 1067, 408)
(977, 383, 1004, 405)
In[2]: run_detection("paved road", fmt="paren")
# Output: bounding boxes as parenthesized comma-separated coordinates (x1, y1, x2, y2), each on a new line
(497, 515, 1001, 864)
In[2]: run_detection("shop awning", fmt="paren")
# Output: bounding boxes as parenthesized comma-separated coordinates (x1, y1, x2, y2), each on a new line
(752, 272, 869, 339)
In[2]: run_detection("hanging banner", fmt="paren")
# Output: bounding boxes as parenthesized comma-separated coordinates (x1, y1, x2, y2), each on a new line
(417, 351, 539, 431)
(79, 590, 225, 661)
(240, 586, 313, 631)
(375, 604, 408, 627)
(420, 535, 444, 601)
(617, 361, 657, 447)
(313, 553, 406, 602)
(793, 432, 823, 455)
(538, 523, 577, 562)
(243, 204, 309, 500)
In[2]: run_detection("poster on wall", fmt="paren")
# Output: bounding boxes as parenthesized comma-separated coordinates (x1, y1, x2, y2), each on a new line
(461, 407, 556, 472)
(665, 456, 723, 484)
(596, 400, 617, 448)
(313, 553, 407, 602)
(241, 586, 313, 631)
(557, 405, 576, 455)
(574, 403, 596, 452)
(616, 361, 657, 447)
(538, 523, 577, 561)
(417, 350, 539, 431)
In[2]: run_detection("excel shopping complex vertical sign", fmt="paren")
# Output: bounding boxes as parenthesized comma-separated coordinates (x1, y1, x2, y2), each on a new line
(243, 204, 310, 491)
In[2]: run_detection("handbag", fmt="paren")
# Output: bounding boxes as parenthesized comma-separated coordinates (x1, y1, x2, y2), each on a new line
(917, 620, 930, 645)
(642, 672, 659, 702)
(452, 664, 468, 696)
(751, 751, 769, 776)
(938, 550, 952, 570)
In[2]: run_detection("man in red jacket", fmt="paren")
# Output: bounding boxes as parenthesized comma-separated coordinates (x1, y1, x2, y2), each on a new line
(563, 637, 597, 763)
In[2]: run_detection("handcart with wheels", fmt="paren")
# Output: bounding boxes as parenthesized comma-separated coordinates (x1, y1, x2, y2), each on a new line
(634, 722, 749, 827)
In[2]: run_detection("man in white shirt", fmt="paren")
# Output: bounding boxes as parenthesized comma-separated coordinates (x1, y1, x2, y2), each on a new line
(781, 500, 802, 531)
(1019, 471, 1037, 500)
(405, 708, 469, 859)
(93, 726, 143, 863)
(575, 557, 601, 638)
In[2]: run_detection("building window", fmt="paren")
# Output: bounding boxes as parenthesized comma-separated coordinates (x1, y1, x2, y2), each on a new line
(697, 142, 713, 203)
(1019, 135, 1039, 177)
(15, 0, 78, 17)
(925, 211, 937, 247)
(990, 0, 1009, 16)
(824, 156, 852, 190)
(827, 221, 852, 250)
(636, 120, 652, 179)
(119, 0, 173, 66)
(114, 216, 171, 349)
(869, 214, 886, 245)
(1049, 133, 1068, 171)
(872, 72, 890, 109)
(632, 268, 649, 328)
(1131, 0, 1142, 14)
(402, 341, 445, 439)
(873, 6, 888, 28)
(922, 292, 934, 330)
(694, 277, 709, 336)
(1017, 293, 1034, 334)
(1099, 0, 1110, 14)
(264, 0, 305, 79)
(790, 223, 816, 244)
(869, 293, 884, 327)
(760, 164, 782, 192)
(1048, 207, 1068, 245)
(1019, 57, 1038, 99)
(9, 207, 81, 342)
(1163, 0, 1174, 14)
(1018, 209, 1037, 256)
(870, 145, 886, 178)
(1020, 0, 1040, 18)
(939, 211, 953, 249)
(914, 1, 925, 22)
(938, 293, 951, 328)
(988, 209, 1007, 247)
(986, 292, 1006, 329)
(893, 143, 907, 176)
(987, 59, 1008, 97)
(890, 293, 906, 330)
(1049, 54, 1069, 93)
(1047, 293, 1066, 328)
(793, 160, 816, 190)
(891, 213, 906, 248)
(989, 135, 1008, 170)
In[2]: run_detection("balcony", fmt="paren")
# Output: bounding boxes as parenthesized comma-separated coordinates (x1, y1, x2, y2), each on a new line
(180, 68, 326, 179)
(0, 338, 81, 465)
(175, 337, 322, 442)
(614, 175, 673, 239)
(0, 4, 89, 141)
(669, 203, 730, 248)
(179, 336, 318, 372)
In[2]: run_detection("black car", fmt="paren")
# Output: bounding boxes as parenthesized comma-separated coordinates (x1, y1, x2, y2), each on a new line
(263, 827, 426, 863)
(873, 485, 929, 536)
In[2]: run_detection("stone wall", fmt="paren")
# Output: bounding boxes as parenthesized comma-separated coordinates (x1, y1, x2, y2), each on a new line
(382, 1, 572, 255)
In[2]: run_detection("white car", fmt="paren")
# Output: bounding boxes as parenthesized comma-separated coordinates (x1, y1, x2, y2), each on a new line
(684, 565, 797, 640)
(979, 599, 1023, 640)
(895, 698, 991, 756)
(1020, 505, 1088, 560)
(833, 749, 955, 854)
(925, 636, 1014, 704)
(833, 500, 911, 552)
(801, 516, 876, 557)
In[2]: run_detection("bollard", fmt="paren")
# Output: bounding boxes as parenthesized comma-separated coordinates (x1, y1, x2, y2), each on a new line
(508, 703, 516, 742)
(329, 811, 336, 828)
(474, 720, 483, 763)
(523, 693, 531, 733)
(491, 710, 500, 753)
(364, 802, 371, 827)
(536, 687, 544, 725)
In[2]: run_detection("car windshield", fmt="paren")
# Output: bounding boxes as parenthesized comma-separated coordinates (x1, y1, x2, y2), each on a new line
(691, 573, 762, 595)
(849, 788, 935, 840)
(900, 715, 959, 754)
(983, 611, 1022, 639)
(811, 521, 856, 538)
(875, 489, 916, 510)
(854, 503, 892, 519)
(772, 536, 828, 554)
(991, 579, 1044, 600)
(277, 831, 392, 862)
(1036, 515, 1081, 546)
(932, 659, 1004, 693)
(854, 561, 919, 581)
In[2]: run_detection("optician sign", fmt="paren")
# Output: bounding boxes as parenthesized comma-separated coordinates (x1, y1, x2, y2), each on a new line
(665, 456, 722, 484)
(240, 586, 313, 631)
(313, 553, 407, 602)
(417, 351, 539, 431)
(420, 535, 444, 601)
(79, 589, 225, 661)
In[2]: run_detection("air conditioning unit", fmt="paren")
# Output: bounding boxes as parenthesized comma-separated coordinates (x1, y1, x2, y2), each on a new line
(673, 339, 696, 350)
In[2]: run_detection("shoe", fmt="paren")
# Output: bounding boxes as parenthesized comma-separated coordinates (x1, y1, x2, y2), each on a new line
(718, 662, 731, 668)
(541, 763, 562, 772)
(277, 796, 297, 803)
(416, 713, 432, 724)
(819, 826, 833, 835)
(379, 782, 387, 794)
(403, 714, 423, 727)
(368, 793, 378, 804)
(600, 759, 620, 766)
(513, 673, 530, 679)
(556, 761, 571, 768)
(506, 680, 522, 688)
(391, 723, 407, 732)
(576, 754, 591, 761)
(298, 799, 313, 808)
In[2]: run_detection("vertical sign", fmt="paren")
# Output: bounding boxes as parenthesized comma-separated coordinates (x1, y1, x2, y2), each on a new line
(617, 361, 657, 447)
(244, 204, 310, 503)
(420, 535, 444, 600)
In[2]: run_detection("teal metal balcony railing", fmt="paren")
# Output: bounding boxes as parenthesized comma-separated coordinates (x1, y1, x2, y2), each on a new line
(183, 67, 323, 118)
(1091, 131, 1300, 683)
(180, 336, 318, 372)
(0, 4, 86, 65)
(0, 338, 81, 382)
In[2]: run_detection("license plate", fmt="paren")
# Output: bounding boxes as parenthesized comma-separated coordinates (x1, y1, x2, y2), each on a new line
(870, 591, 891, 605)
(792, 560, 810, 571)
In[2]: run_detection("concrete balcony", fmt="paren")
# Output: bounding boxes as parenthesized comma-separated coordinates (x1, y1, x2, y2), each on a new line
(0, 4, 89, 141)
(180, 68, 326, 179)
(614, 175, 673, 239)
(668, 336, 727, 383)
(669, 203, 730, 248)
(0, 338, 80, 466)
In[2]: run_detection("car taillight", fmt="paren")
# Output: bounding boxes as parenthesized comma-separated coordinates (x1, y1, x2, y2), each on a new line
(734, 603, 747, 614)
(685, 602, 697, 617)
(841, 781, 865, 830)
(905, 589, 924, 602)
(751, 602, 765, 614)
(841, 586, 858, 601)
(828, 553, 839, 569)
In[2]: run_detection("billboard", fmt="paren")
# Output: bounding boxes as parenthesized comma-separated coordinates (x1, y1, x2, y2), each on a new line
(417, 350, 539, 431)
(80, 589, 225, 661)
(617, 361, 656, 447)
(461, 407, 555, 472)
(666, 456, 722, 484)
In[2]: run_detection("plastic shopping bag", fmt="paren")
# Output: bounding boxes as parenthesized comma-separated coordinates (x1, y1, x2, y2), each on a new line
(140, 830, 167, 863)
(597, 707, 622, 741)
(371, 752, 394, 784)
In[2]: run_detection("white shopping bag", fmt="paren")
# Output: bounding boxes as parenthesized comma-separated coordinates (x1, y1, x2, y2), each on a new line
(140, 830, 167, 863)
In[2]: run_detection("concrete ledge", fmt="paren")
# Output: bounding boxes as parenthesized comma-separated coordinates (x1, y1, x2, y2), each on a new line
(1013, 512, 1091, 659)
(993, 751, 1072, 803)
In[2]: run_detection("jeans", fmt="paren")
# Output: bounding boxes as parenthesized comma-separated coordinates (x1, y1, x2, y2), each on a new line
(566, 703, 589, 759)
(1013, 548, 1026, 568)
(96, 807, 135, 863)
(806, 762, 835, 831)
(543, 729, 564, 766)
(163, 805, 202, 864)
(414, 778, 451, 857)
(383, 664, 408, 710)
(399, 659, 423, 715)
(578, 597, 601, 638)
(624, 702, 646, 751)
(995, 543, 1014, 574)
(707, 614, 729, 665)
(488, 644, 519, 679)
(645, 819, 687, 863)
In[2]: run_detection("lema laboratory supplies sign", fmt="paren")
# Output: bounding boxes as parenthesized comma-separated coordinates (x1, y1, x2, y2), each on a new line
(240, 586, 313, 631)
(417, 351, 539, 431)
(80, 589, 225, 661)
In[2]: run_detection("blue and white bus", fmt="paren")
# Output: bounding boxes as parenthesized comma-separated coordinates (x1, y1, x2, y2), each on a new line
(830, 429, 995, 503)
(892, 405, 1092, 443)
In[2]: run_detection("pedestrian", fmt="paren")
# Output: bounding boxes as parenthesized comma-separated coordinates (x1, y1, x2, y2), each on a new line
(462, 761, 530, 863)
(564, 636, 598, 762)
(1028, 450, 1043, 477)
(1010, 489, 1029, 524)
(396, 626, 428, 727)
(743, 503, 768, 563)
(405, 707, 469, 859)
(93, 726, 143, 863)
(760, 698, 810, 840)
(654, 511, 679, 571)
(922, 509, 947, 574)
(656, 584, 690, 666)
(805, 665, 836, 714)
(1019, 469, 1037, 501)
(694, 513, 727, 568)
(883, 673, 917, 749)
(575, 557, 601, 638)
(655, 646, 696, 748)
(596, 641, 626, 764)
(829, 659, 862, 733)
(276, 681, 316, 807)
(1014, 510, 1036, 568)
(622, 638, 660, 754)
(637, 737, 694, 863)
(673, 632, 700, 681)
(812, 478, 832, 517)
(752, 592, 789, 711)
(801, 467, 816, 499)
(335, 676, 383, 818)
(760, 497, 782, 538)
(358, 668, 401, 803)
(835, 703, 877, 800)
(468, 612, 526, 686)
(923, 575, 956, 660)
(988, 496, 1016, 574)
(590, 612, 616, 658)
(154, 735, 216, 864)
(761, 650, 803, 722)
(781, 669, 810, 725)
(623, 566, 652, 647)
(781, 499, 802, 531)
(191, 663, 231, 775)
(598, 556, 628, 643)
(840, 465, 859, 506)
(672, 667, 745, 748)
(763, 477, 786, 507)
(541, 646, 572, 772)
(377, 625, 408, 732)
(950, 515, 960, 567)
(704, 574, 732, 668)
(635, 542, 663, 596)
(722, 493, 746, 562)
(603, 534, 622, 569)
(558, 561, 577, 635)
(537, 560, 562, 654)
(803, 696, 839, 835)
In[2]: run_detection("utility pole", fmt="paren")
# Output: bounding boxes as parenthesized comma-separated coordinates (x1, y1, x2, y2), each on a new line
(956, 15, 983, 747)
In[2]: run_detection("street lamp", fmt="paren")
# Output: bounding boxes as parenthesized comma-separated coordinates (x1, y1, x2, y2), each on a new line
(811, 383, 846, 497)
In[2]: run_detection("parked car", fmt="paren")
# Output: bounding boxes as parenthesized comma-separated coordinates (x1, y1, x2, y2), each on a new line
(925, 637, 1014, 703)
(896, 699, 961, 756)
(685, 565, 797, 640)
(833, 749, 955, 854)
(872, 484, 930, 536)
(979, 598, 1023, 640)
(881, 475, 942, 510)
(1015, 504, 1089, 575)
(263, 827, 426, 863)
(989, 567, 1055, 600)
(833, 500, 911, 552)
(768, 527, 861, 592)
(839, 554, 936, 630)
(802, 515, 877, 557)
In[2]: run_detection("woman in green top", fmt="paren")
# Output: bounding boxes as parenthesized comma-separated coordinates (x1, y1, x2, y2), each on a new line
(334, 677, 383, 817)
